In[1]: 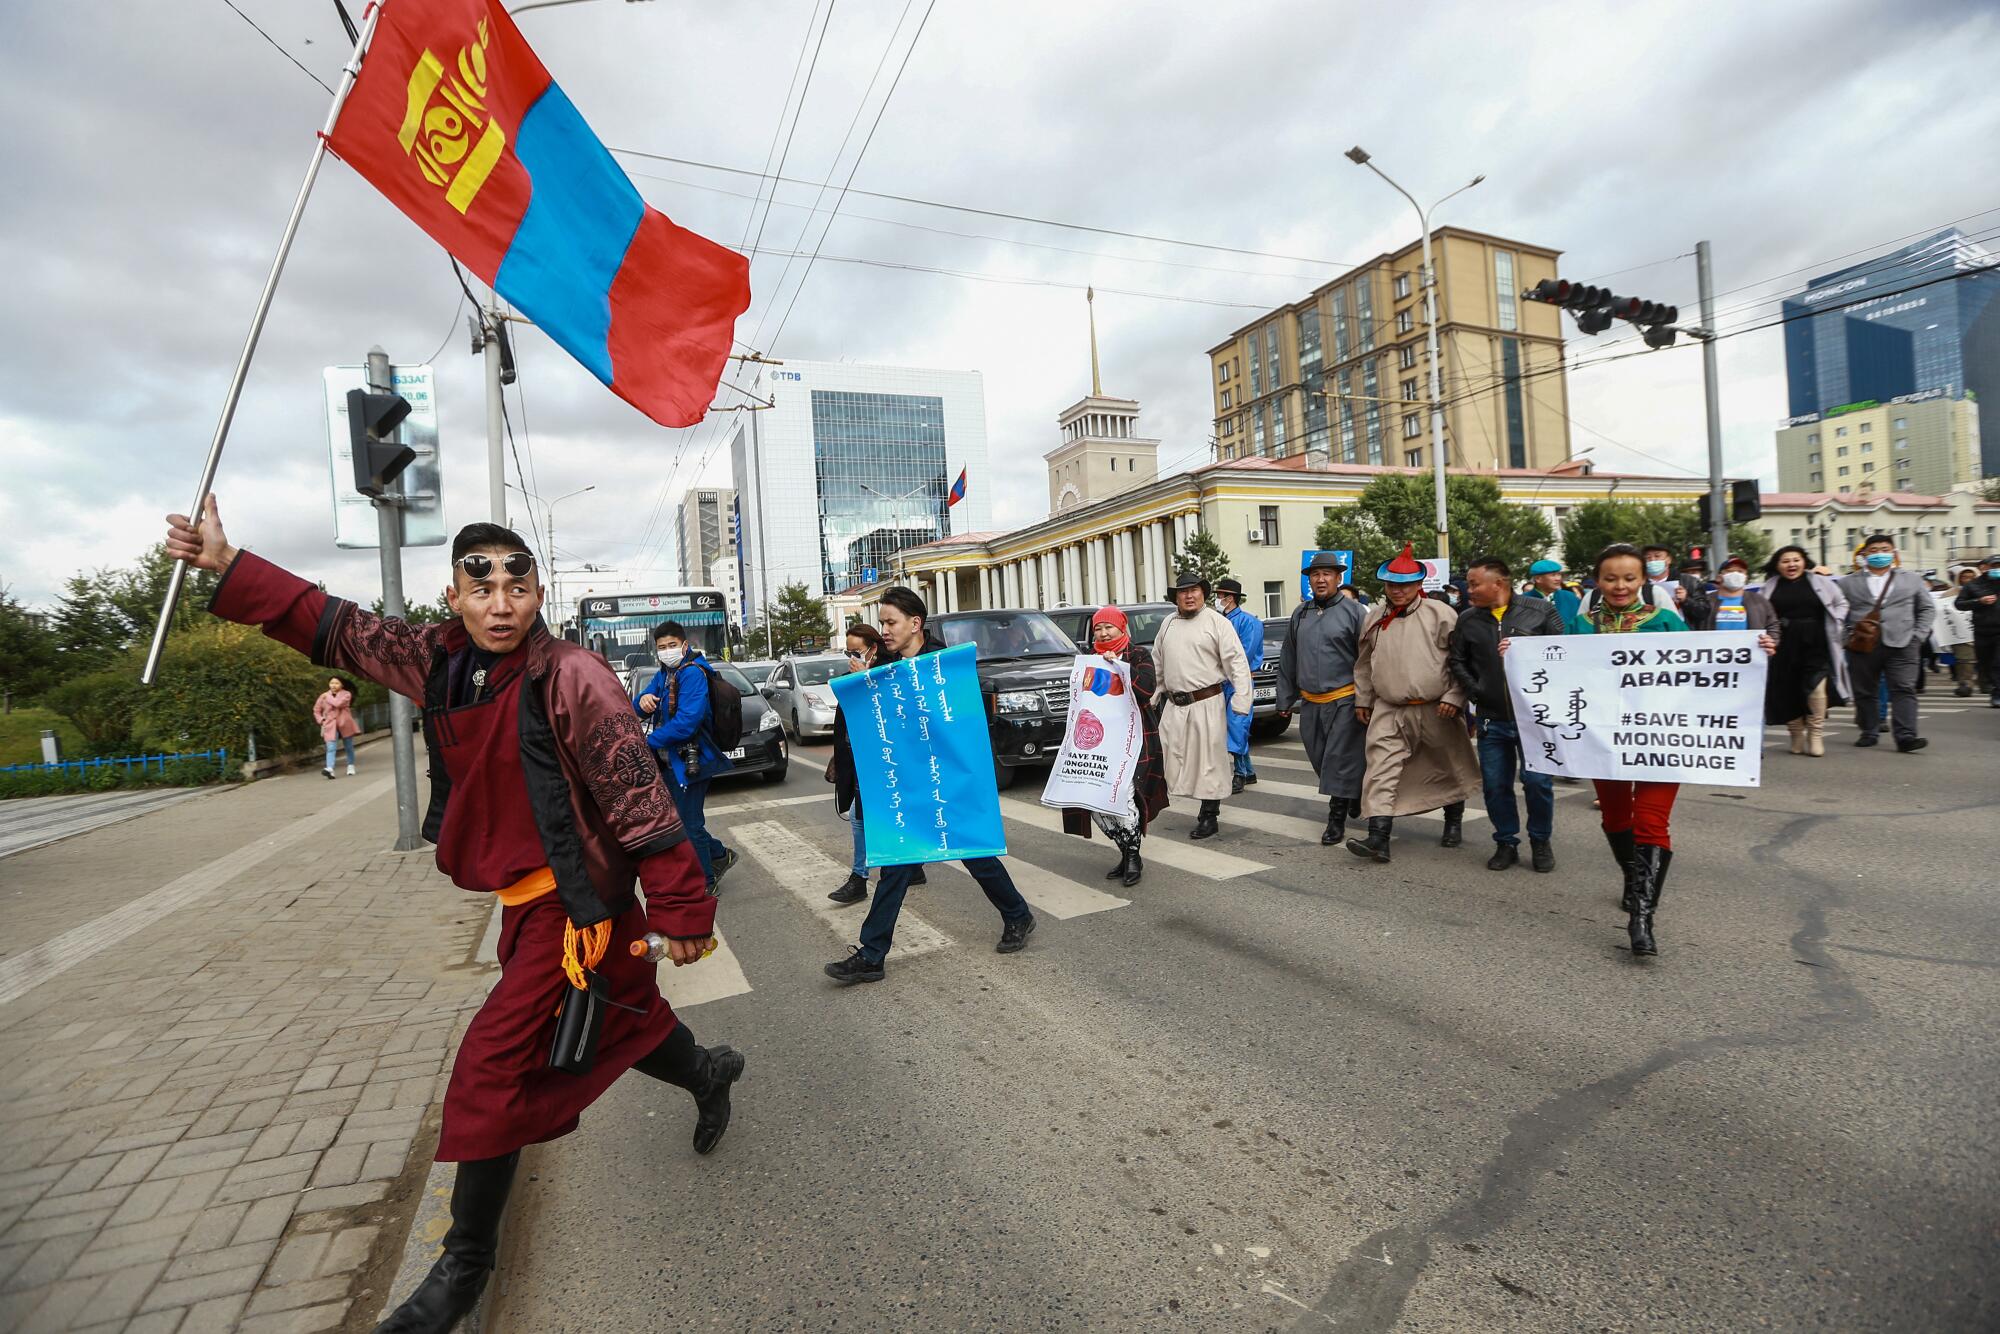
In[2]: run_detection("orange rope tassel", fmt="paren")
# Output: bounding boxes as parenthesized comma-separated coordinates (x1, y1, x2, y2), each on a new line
(560, 919, 612, 991)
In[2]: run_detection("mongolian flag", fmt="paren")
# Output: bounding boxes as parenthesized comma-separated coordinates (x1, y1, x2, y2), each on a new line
(947, 466, 968, 508)
(326, 0, 750, 428)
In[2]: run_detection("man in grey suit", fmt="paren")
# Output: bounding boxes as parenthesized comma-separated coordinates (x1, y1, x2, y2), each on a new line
(1839, 533, 1936, 752)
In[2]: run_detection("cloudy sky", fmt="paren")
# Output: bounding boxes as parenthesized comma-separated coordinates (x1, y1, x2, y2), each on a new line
(4, 0, 1996, 615)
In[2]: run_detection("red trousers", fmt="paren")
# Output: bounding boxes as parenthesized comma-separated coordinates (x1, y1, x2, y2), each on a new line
(1593, 780, 1679, 849)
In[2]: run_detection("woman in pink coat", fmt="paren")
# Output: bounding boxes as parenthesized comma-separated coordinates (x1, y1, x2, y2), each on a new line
(314, 675, 360, 778)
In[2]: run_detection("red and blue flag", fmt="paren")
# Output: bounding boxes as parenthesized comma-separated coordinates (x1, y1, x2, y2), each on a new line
(327, 0, 749, 428)
(947, 466, 968, 508)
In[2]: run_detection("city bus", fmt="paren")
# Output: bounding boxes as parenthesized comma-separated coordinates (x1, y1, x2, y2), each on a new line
(576, 589, 729, 677)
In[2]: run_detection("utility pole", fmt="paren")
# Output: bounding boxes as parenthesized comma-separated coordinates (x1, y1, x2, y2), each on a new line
(482, 300, 506, 523)
(1696, 241, 1730, 568)
(1344, 148, 1483, 568)
(751, 402, 774, 659)
(365, 346, 423, 852)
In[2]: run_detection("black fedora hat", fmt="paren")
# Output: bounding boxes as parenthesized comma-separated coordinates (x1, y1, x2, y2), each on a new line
(1171, 569, 1211, 596)
(1214, 577, 1244, 597)
(1303, 551, 1348, 574)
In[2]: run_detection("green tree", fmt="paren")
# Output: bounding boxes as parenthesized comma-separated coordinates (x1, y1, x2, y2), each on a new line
(1174, 529, 1232, 590)
(42, 667, 140, 756)
(763, 581, 832, 656)
(369, 592, 454, 624)
(51, 574, 129, 665)
(1314, 474, 1554, 593)
(1559, 499, 1768, 572)
(0, 586, 61, 704)
(1979, 476, 2000, 503)
(49, 545, 216, 669)
(134, 621, 326, 757)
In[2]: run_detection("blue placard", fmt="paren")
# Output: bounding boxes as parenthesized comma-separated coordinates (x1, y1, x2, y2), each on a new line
(1299, 549, 1354, 600)
(829, 641, 1007, 866)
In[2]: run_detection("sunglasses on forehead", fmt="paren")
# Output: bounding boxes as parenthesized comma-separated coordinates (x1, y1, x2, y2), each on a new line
(453, 551, 536, 580)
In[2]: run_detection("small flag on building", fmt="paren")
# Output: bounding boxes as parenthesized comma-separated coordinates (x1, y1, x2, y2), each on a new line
(326, 0, 750, 429)
(947, 466, 968, 508)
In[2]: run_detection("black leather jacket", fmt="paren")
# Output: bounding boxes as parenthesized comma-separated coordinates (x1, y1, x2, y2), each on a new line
(1447, 597, 1565, 721)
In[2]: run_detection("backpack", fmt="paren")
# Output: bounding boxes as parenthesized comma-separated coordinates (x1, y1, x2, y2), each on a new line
(700, 663, 744, 750)
(663, 658, 745, 752)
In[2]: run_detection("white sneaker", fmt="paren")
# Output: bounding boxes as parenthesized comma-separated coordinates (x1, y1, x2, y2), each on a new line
(346, 764, 356, 776)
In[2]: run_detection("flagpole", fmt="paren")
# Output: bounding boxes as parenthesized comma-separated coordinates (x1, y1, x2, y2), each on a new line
(140, 2, 386, 683)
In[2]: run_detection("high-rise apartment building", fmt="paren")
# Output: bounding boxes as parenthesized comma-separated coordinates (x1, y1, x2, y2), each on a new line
(1208, 227, 1572, 472)
(1773, 394, 1981, 498)
(675, 487, 739, 616)
(1782, 229, 2000, 476)
(728, 361, 992, 618)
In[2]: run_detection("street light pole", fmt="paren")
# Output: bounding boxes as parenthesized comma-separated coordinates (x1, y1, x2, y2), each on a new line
(508, 482, 595, 634)
(860, 481, 932, 602)
(1345, 147, 1483, 568)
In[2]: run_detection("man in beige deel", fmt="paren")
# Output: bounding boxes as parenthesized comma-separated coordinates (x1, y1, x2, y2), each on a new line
(1152, 570, 1254, 839)
(1347, 545, 1479, 863)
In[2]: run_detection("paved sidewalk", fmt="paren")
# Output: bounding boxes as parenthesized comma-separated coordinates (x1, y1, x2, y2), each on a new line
(0, 790, 216, 861)
(0, 766, 494, 1332)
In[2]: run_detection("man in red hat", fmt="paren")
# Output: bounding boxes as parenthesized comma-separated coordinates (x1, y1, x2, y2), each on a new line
(1347, 544, 1480, 862)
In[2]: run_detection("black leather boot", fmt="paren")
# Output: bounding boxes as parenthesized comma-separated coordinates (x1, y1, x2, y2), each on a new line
(1603, 827, 1636, 872)
(1104, 847, 1136, 881)
(1191, 799, 1221, 840)
(1626, 846, 1665, 957)
(828, 873, 867, 904)
(1122, 848, 1143, 887)
(1231, 772, 1245, 795)
(1439, 802, 1464, 848)
(691, 1044, 747, 1155)
(1321, 798, 1347, 846)
(374, 1152, 517, 1333)
(1346, 817, 1393, 862)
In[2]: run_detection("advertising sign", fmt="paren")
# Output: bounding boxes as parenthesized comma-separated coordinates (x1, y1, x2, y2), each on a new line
(324, 364, 445, 548)
(1503, 632, 1767, 788)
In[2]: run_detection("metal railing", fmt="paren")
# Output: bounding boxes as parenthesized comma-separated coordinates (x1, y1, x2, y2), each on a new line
(0, 749, 231, 778)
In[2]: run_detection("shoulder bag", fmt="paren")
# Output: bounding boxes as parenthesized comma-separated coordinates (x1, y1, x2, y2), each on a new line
(1844, 573, 1894, 654)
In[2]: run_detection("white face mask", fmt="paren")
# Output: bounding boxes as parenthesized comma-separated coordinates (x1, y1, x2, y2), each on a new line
(1720, 572, 1748, 591)
(658, 646, 684, 667)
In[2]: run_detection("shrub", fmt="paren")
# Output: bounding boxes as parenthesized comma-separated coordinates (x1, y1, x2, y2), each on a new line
(43, 668, 143, 757)
(133, 622, 327, 756)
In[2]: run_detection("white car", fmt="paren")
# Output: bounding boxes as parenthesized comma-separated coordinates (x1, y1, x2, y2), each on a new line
(761, 653, 849, 740)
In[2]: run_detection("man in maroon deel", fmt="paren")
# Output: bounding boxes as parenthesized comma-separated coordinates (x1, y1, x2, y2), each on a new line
(165, 499, 745, 1334)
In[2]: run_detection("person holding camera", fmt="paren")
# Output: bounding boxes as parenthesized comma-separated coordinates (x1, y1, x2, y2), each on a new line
(636, 620, 736, 893)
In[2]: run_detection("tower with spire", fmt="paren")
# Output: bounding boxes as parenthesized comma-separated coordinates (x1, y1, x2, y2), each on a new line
(1045, 287, 1160, 514)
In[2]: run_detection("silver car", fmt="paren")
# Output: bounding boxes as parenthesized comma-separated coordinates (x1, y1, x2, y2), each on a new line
(762, 653, 849, 740)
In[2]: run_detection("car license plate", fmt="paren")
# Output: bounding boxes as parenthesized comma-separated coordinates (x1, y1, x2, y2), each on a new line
(1254, 686, 1276, 701)
(726, 748, 746, 760)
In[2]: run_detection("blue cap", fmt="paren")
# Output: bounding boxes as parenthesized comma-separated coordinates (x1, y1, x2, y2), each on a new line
(1527, 559, 1562, 576)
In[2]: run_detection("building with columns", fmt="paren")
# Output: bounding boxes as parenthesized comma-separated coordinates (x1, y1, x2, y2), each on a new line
(829, 454, 1720, 630)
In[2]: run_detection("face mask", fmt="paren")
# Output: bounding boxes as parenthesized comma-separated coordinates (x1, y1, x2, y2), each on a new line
(1987, 569, 2000, 579)
(658, 647, 684, 667)
(1864, 552, 1895, 570)
(1720, 572, 1748, 591)
(1645, 560, 1667, 577)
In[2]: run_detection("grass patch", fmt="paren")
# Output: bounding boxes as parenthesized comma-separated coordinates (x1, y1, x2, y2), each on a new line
(0, 708, 86, 766)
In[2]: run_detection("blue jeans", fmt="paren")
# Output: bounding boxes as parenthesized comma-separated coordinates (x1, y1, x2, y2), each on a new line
(1478, 719, 1553, 846)
(859, 856, 1029, 963)
(323, 736, 356, 770)
(848, 797, 868, 879)
(667, 774, 727, 886)
(1232, 750, 1256, 778)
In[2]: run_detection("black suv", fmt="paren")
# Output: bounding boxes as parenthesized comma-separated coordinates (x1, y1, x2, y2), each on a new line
(931, 607, 1081, 789)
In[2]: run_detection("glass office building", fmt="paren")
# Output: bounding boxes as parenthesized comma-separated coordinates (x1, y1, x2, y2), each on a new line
(730, 362, 992, 620)
(1783, 229, 2000, 473)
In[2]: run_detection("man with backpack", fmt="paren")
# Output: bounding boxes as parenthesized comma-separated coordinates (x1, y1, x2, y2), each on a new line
(637, 621, 739, 892)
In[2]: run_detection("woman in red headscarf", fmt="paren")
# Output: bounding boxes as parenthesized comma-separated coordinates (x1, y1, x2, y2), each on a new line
(1060, 606, 1169, 885)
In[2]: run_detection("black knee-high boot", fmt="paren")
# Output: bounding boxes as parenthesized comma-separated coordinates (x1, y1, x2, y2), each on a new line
(1346, 817, 1393, 862)
(1625, 846, 1667, 957)
(633, 1023, 747, 1155)
(374, 1152, 518, 1333)
(1321, 797, 1347, 846)
(1439, 801, 1465, 847)
(1191, 799, 1221, 840)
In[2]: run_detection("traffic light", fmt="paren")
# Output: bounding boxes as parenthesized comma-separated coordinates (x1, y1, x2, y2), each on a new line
(1522, 278, 1678, 343)
(1697, 480, 1763, 529)
(346, 389, 414, 498)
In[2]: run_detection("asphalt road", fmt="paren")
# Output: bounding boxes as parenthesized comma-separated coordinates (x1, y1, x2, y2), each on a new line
(486, 695, 2000, 1333)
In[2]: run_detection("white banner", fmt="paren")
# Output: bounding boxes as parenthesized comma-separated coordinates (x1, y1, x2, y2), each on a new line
(1039, 655, 1144, 818)
(1503, 631, 1767, 788)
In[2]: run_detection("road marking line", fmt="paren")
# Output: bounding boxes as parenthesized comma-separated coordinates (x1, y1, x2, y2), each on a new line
(657, 928, 753, 1009)
(1155, 803, 1323, 844)
(730, 819, 951, 959)
(999, 798, 1269, 880)
(1244, 754, 1316, 774)
(708, 792, 827, 818)
(1247, 777, 1487, 823)
(934, 853, 1128, 920)
(0, 776, 397, 1008)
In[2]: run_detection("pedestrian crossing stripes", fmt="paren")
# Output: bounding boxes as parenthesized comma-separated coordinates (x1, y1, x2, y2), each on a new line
(731, 818, 953, 960)
(657, 928, 753, 1009)
(1244, 777, 1489, 824)
(998, 798, 1271, 879)
(931, 855, 1130, 920)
